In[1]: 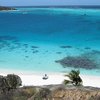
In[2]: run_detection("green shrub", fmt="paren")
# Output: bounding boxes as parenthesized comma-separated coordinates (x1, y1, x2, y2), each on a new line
(6, 74, 22, 90)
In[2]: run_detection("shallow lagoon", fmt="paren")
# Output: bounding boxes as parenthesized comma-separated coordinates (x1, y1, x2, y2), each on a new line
(0, 8, 100, 75)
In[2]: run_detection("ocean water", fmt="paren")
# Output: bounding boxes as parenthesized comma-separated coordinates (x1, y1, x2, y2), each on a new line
(0, 7, 100, 75)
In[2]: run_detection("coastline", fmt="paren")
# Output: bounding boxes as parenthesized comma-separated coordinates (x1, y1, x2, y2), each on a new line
(0, 69, 100, 88)
(0, 7, 100, 88)
(20, 74, 100, 88)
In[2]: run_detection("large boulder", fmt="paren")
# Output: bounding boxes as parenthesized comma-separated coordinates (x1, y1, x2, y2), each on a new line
(6, 74, 22, 89)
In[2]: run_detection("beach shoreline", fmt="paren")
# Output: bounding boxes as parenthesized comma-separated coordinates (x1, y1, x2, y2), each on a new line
(21, 74, 100, 88)
(0, 70, 100, 88)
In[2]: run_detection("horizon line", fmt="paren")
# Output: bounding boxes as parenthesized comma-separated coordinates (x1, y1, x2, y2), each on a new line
(1, 5, 100, 7)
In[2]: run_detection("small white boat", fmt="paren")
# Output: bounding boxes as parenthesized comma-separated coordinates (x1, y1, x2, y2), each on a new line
(42, 74, 48, 80)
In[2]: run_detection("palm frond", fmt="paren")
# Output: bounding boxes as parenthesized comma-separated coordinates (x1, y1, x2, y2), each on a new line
(63, 79, 71, 85)
(64, 70, 83, 86)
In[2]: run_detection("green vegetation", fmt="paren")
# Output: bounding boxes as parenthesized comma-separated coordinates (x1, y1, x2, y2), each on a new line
(64, 70, 83, 86)
(0, 74, 22, 92)
(6, 74, 22, 90)
(0, 6, 16, 11)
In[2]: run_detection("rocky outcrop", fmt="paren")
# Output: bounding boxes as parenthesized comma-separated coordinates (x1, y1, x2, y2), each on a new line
(51, 87, 100, 100)
(0, 84, 100, 100)
(28, 85, 100, 100)
(0, 6, 16, 11)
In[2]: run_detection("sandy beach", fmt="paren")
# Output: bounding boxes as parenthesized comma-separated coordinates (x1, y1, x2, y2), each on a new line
(20, 74, 100, 88)
(2, 72, 99, 88)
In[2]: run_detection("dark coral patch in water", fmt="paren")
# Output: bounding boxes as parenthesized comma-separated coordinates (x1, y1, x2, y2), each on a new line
(55, 56, 97, 69)
(0, 35, 18, 41)
(55, 51, 100, 69)
(25, 50, 28, 53)
(60, 45, 72, 49)
(84, 47, 91, 50)
(56, 52, 62, 54)
(91, 50, 100, 54)
(45, 50, 48, 52)
(32, 50, 39, 53)
(25, 56, 29, 58)
(0, 35, 20, 51)
(31, 46, 39, 48)
(23, 44, 28, 48)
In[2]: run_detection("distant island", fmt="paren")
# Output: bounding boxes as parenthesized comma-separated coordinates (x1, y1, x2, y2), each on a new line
(0, 6, 16, 11)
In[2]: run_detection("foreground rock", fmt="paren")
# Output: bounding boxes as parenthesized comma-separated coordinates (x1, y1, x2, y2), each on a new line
(0, 85, 100, 100)
(0, 6, 16, 11)
(28, 85, 100, 100)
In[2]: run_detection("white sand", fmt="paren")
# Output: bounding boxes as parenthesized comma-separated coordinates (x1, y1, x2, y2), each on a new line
(81, 75, 100, 88)
(20, 74, 65, 86)
(20, 74, 100, 88)
(17, 74, 100, 87)
(1, 71, 100, 88)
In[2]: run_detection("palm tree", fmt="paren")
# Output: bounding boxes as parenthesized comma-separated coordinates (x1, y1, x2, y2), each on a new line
(64, 70, 83, 86)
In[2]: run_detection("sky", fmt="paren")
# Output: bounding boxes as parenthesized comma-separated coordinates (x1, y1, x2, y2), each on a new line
(0, 0, 100, 6)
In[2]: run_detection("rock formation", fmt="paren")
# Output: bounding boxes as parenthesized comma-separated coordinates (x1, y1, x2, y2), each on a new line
(28, 85, 100, 100)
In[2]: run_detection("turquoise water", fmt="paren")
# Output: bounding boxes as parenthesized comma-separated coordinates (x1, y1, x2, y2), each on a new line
(0, 8, 100, 75)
